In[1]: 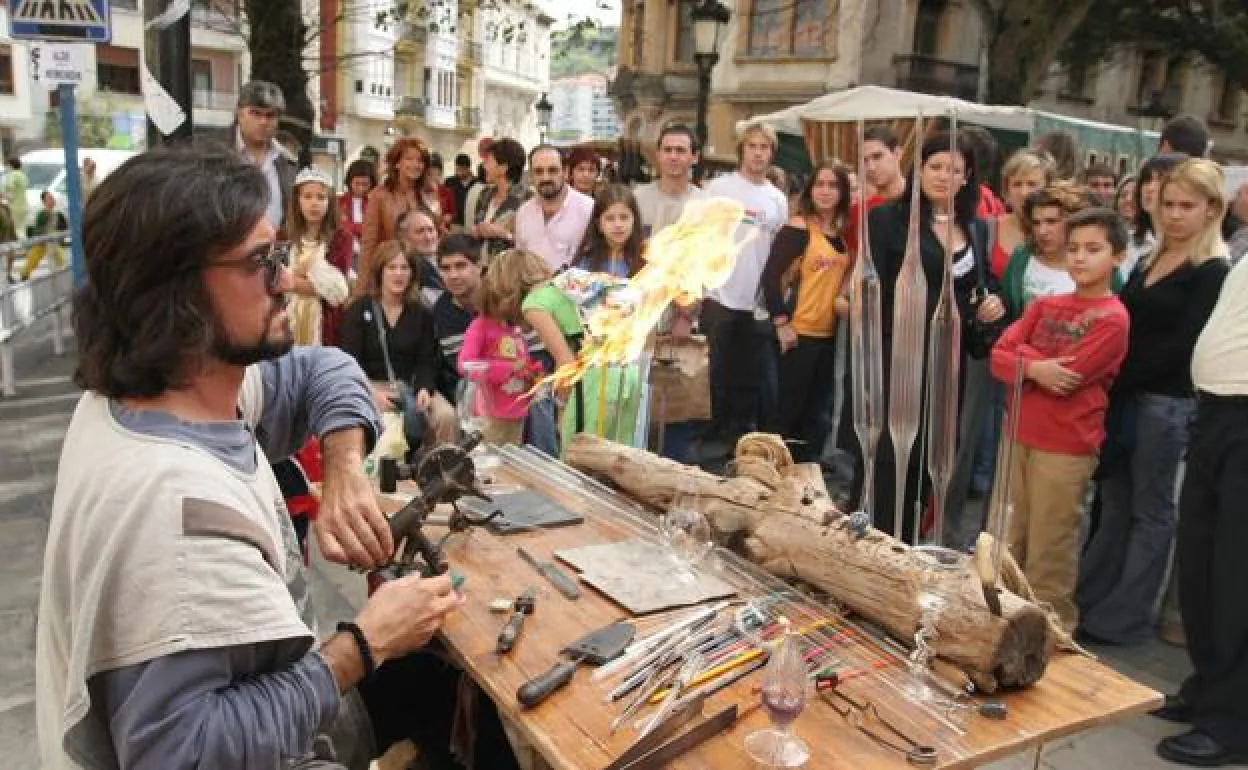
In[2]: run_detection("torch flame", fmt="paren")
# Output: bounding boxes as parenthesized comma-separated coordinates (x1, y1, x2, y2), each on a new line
(540, 197, 749, 391)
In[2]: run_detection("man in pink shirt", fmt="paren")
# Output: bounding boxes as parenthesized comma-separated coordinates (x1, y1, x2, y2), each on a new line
(515, 145, 595, 271)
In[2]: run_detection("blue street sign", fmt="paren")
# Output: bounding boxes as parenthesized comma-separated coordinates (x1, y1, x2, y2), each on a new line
(8, 0, 111, 44)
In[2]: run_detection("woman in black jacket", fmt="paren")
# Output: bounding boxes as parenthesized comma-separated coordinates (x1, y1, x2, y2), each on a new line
(845, 130, 1006, 540)
(338, 240, 458, 453)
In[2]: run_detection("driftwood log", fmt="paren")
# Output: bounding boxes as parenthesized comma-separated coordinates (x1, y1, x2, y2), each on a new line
(564, 432, 1053, 689)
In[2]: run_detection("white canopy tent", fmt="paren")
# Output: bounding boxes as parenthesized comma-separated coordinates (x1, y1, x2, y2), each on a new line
(739, 85, 1035, 135)
(741, 85, 1160, 174)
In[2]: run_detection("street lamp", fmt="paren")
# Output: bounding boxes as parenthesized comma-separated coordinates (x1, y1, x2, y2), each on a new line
(535, 92, 553, 144)
(692, 0, 731, 163)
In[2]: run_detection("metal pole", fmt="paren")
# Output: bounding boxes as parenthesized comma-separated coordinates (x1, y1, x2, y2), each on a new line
(693, 53, 714, 181)
(144, 0, 193, 147)
(59, 84, 85, 287)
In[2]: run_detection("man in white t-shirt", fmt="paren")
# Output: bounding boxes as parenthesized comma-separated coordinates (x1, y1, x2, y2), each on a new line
(700, 122, 788, 450)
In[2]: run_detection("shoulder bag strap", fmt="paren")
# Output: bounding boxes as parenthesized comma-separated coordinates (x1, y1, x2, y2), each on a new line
(371, 298, 400, 385)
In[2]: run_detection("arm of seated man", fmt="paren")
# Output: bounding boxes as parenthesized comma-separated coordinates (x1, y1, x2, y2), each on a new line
(246, 346, 381, 463)
(90, 639, 345, 770)
(243, 346, 393, 568)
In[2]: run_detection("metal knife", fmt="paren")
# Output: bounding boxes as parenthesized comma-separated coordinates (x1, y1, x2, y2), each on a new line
(516, 547, 581, 599)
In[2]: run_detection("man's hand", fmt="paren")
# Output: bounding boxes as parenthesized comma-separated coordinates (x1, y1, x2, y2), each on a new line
(775, 323, 798, 354)
(1027, 357, 1082, 396)
(322, 573, 464, 691)
(355, 573, 464, 665)
(318, 428, 394, 569)
(371, 384, 395, 412)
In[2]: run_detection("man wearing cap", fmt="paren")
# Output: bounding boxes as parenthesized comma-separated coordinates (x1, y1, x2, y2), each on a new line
(236, 80, 297, 230)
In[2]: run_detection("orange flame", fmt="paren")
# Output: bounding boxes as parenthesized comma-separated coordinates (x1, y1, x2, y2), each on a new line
(541, 197, 749, 391)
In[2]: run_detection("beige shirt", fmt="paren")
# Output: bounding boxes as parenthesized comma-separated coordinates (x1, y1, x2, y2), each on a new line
(633, 181, 706, 237)
(36, 385, 311, 769)
(1191, 255, 1248, 394)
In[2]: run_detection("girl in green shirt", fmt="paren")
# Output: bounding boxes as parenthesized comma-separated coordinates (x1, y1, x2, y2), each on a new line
(490, 248, 642, 452)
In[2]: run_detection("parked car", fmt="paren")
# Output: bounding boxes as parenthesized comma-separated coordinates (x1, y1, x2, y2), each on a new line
(4, 148, 137, 230)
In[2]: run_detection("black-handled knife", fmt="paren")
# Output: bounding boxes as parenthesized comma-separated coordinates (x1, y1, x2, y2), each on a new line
(516, 547, 581, 599)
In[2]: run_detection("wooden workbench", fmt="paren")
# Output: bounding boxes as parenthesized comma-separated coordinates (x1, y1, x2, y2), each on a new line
(383, 446, 1162, 769)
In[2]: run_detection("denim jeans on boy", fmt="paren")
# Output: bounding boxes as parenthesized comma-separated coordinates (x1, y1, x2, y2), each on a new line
(1078, 392, 1195, 644)
(523, 392, 560, 457)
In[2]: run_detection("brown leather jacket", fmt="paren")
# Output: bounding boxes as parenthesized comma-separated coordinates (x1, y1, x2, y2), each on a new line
(357, 183, 421, 296)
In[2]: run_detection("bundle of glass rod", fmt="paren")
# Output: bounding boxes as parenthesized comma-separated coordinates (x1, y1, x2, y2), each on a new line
(923, 113, 963, 548)
(850, 118, 886, 525)
(989, 355, 1027, 591)
(888, 111, 930, 542)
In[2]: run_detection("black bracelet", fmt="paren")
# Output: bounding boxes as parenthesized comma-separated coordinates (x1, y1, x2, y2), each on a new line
(336, 621, 376, 679)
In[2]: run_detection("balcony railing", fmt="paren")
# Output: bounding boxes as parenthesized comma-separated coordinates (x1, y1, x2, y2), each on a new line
(192, 89, 238, 110)
(395, 96, 427, 116)
(457, 106, 482, 130)
(893, 54, 979, 101)
(425, 103, 456, 129)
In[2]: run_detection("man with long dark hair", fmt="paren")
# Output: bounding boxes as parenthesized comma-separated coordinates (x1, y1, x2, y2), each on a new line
(34, 146, 487, 769)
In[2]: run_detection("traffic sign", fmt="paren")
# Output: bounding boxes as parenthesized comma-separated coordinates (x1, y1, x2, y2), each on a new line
(29, 43, 91, 87)
(8, 0, 111, 44)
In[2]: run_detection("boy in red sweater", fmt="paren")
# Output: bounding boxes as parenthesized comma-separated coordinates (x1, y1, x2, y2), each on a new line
(989, 208, 1130, 630)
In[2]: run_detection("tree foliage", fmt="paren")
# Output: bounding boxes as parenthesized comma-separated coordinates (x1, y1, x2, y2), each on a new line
(1063, 0, 1248, 92)
(236, 0, 614, 157)
(968, 0, 1248, 105)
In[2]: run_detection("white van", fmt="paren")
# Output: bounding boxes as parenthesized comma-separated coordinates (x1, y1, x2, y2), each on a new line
(7, 148, 137, 229)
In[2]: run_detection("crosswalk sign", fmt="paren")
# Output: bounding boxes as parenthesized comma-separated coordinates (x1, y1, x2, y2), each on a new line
(9, 0, 111, 44)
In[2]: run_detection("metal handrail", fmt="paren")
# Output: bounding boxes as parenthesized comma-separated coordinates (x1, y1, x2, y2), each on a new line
(1, 233, 74, 397)
(0, 231, 70, 257)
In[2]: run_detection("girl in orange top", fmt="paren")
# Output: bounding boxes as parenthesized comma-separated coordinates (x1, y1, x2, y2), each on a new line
(761, 160, 852, 462)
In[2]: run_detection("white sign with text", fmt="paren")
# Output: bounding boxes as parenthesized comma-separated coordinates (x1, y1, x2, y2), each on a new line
(29, 43, 92, 87)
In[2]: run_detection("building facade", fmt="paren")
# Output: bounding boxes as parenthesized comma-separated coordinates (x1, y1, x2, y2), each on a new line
(322, 0, 553, 168)
(478, 0, 554, 150)
(0, 0, 249, 155)
(614, 0, 1248, 165)
(549, 71, 619, 144)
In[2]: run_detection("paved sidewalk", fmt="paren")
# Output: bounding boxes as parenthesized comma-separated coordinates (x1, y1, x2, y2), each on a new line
(0, 330, 1223, 769)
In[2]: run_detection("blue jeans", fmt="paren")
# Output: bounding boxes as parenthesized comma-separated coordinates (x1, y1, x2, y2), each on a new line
(523, 392, 560, 457)
(397, 387, 429, 451)
(1078, 392, 1194, 644)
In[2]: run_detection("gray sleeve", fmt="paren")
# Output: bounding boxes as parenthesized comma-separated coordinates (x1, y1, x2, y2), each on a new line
(88, 642, 341, 770)
(256, 346, 382, 462)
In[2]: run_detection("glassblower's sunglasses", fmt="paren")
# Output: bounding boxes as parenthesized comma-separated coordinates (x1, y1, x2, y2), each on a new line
(211, 241, 292, 292)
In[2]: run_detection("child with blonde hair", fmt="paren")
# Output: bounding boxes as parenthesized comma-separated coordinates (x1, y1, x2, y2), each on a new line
(458, 248, 543, 445)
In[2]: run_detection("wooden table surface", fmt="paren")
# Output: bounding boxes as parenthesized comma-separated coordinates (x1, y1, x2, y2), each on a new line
(383, 447, 1162, 770)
